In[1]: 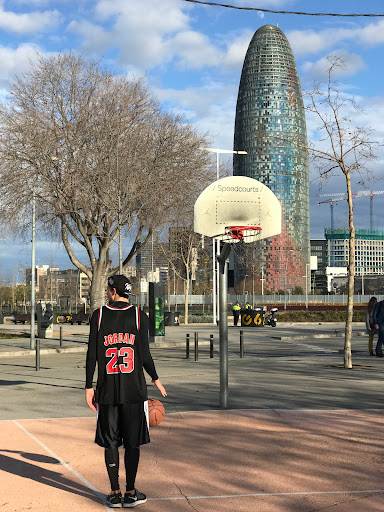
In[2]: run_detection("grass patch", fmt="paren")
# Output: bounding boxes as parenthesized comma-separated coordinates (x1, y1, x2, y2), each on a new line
(179, 314, 214, 323)
(278, 310, 365, 322)
(0, 332, 28, 339)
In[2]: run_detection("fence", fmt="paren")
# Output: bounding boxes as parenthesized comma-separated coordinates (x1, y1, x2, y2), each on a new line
(139, 294, 382, 308)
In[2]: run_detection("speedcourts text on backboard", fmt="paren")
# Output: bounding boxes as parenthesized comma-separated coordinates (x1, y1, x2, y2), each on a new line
(194, 176, 282, 243)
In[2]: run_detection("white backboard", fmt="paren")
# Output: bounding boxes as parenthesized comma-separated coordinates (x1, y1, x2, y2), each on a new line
(194, 176, 281, 243)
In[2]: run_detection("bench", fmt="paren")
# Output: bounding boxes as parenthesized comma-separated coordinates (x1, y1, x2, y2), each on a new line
(70, 313, 90, 325)
(13, 313, 30, 324)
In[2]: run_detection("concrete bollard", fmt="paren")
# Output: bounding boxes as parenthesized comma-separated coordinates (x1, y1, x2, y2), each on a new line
(36, 339, 40, 371)
(186, 333, 190, 359)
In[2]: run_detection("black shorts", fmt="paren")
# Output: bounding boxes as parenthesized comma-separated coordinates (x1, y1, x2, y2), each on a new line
(95, 401, 150, 449)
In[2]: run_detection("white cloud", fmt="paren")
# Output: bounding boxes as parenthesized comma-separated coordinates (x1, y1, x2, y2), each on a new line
(67, 20, 112, 54)
(302, 51, 366, 81)
(67, 0, 191, 71)
(0, 1, 60, 34)
(157, 81, 238, 150)
(0, 44, 54, 88)
(288, 20, 384, 57)
(67, 0, 253, 74)
(358, 19, 384, 45)
(222, 29, 254, 69)
(169, 30, 222, 69)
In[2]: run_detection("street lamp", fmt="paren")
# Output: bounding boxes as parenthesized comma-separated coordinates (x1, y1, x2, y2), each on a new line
(303, 263, 311, 310)
(30, 189, 36, 349)
(243, 274, 248, 298)
(283, 250, 294, 310)
(199, 148, 247, 324)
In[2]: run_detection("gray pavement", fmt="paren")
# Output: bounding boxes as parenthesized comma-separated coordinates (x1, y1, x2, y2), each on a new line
(0, 321, 382, 421)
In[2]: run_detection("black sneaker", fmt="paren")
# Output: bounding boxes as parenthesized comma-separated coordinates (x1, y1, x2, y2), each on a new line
(106, 492, 122, 508)
(123, 490, 147, 507)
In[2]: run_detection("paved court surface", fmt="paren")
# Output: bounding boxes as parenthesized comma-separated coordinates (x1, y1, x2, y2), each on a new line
(1, 322, 384, 511)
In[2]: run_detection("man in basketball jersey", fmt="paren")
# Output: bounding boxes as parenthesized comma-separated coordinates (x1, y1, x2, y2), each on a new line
(85, 274, 167, 508)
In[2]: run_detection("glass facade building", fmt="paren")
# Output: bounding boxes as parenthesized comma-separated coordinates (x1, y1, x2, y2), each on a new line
(325, 228, 384, 274)
(233, 25, 310, 292)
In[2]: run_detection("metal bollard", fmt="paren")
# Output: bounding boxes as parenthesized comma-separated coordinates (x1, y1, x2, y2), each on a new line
(60, 326, 63, 347)
(240, 330, 244, 358)
(194, 332, 198, 361)
(186, 334, 190, 359)
(210, 334, 214, 358)
(36, 339, 40, 371)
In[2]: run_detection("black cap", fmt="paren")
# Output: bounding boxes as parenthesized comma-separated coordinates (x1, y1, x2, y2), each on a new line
(107, 275, 132, 297)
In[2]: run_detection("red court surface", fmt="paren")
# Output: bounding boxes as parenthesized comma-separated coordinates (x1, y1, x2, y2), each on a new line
(2, 409, 384, 512)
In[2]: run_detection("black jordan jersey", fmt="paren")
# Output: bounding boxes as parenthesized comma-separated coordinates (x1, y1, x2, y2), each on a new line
(86, 302, 158, 405)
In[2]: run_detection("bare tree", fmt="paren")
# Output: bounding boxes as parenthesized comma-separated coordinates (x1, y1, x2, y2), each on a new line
(160, 225, 205, 325)
(279, 57, 378, 368)
(0, 53, 212, 311)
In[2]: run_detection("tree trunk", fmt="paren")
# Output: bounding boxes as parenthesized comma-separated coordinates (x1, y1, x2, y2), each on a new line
(344, 172, 355, 369)
(89, 265, 107, 313)
(184, 277, 189, 325)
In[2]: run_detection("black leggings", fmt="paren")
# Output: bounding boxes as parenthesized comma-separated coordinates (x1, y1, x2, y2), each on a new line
(104, 445, 140, 492)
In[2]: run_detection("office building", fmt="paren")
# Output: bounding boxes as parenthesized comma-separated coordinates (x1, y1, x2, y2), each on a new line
(233, 24, 310, 292)
(326, 228, 384, 275)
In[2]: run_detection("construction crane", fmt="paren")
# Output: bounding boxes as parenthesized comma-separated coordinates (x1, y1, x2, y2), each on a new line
(312, 190, 384, 232)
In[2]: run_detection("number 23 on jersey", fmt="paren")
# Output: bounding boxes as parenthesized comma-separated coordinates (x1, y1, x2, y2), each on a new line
(106, 347, 134, 374)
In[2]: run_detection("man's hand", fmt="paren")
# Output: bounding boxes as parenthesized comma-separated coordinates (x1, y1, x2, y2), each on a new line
(152, 379, 167, 397)
(375, 324, 379, 330)
(85, 388, 97, 412)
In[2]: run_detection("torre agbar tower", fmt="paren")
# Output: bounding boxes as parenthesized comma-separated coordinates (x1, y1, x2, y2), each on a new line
(233, 25, 310, 293)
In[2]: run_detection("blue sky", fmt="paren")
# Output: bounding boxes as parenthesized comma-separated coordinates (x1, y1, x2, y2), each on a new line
(1, 0, 384, 278)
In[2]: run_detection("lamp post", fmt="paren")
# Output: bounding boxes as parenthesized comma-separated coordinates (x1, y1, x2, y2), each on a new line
(305, 263, 311, 310)
(243, 274, 248, 298)
(199, 148, 247, 324)
(283, 250, 294, 310)
(30, 190, 36, 350)
(261, 267, 264, 296)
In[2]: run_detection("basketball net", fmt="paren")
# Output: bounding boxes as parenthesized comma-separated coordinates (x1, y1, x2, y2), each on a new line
(223, 225, 262, 243)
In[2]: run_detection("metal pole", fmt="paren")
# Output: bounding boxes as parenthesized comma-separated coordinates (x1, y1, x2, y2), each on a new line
(35, 338, 40, 371)
(30, 191, 36, 350)
(118, 197, 123, 275)
(194, 332, 198, 361)
(216, 239, 220, 321)
(218, 243, 231, 409)
(261, 267, 264, 296)
(305, 263, 309, 310)
(210, 334, 214, 358)
(186, 333, 190, 359)
(212, 240, 216, 324)
(60, 326, 63, 347)
(240, 330, 244, 358)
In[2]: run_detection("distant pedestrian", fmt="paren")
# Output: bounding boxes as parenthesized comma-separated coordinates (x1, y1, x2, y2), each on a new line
(245, 302, 252, 310)
(372, 298, 384, 357)
(233, 301, 241, 326)
(365, 297, 378, 356)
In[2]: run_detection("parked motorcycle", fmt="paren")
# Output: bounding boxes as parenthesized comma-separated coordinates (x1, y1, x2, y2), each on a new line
(264, 307, 278, 327)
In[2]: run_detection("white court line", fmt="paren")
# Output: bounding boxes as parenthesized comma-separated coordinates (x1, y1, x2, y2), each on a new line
(148, 489, 384, 501)
(13, 420, 109, 512)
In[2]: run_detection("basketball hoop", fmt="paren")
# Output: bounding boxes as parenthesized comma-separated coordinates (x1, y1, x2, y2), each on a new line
(224, 225, 262, 243)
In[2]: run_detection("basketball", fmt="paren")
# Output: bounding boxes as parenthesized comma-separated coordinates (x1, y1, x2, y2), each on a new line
(147, 398, 165, 427)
